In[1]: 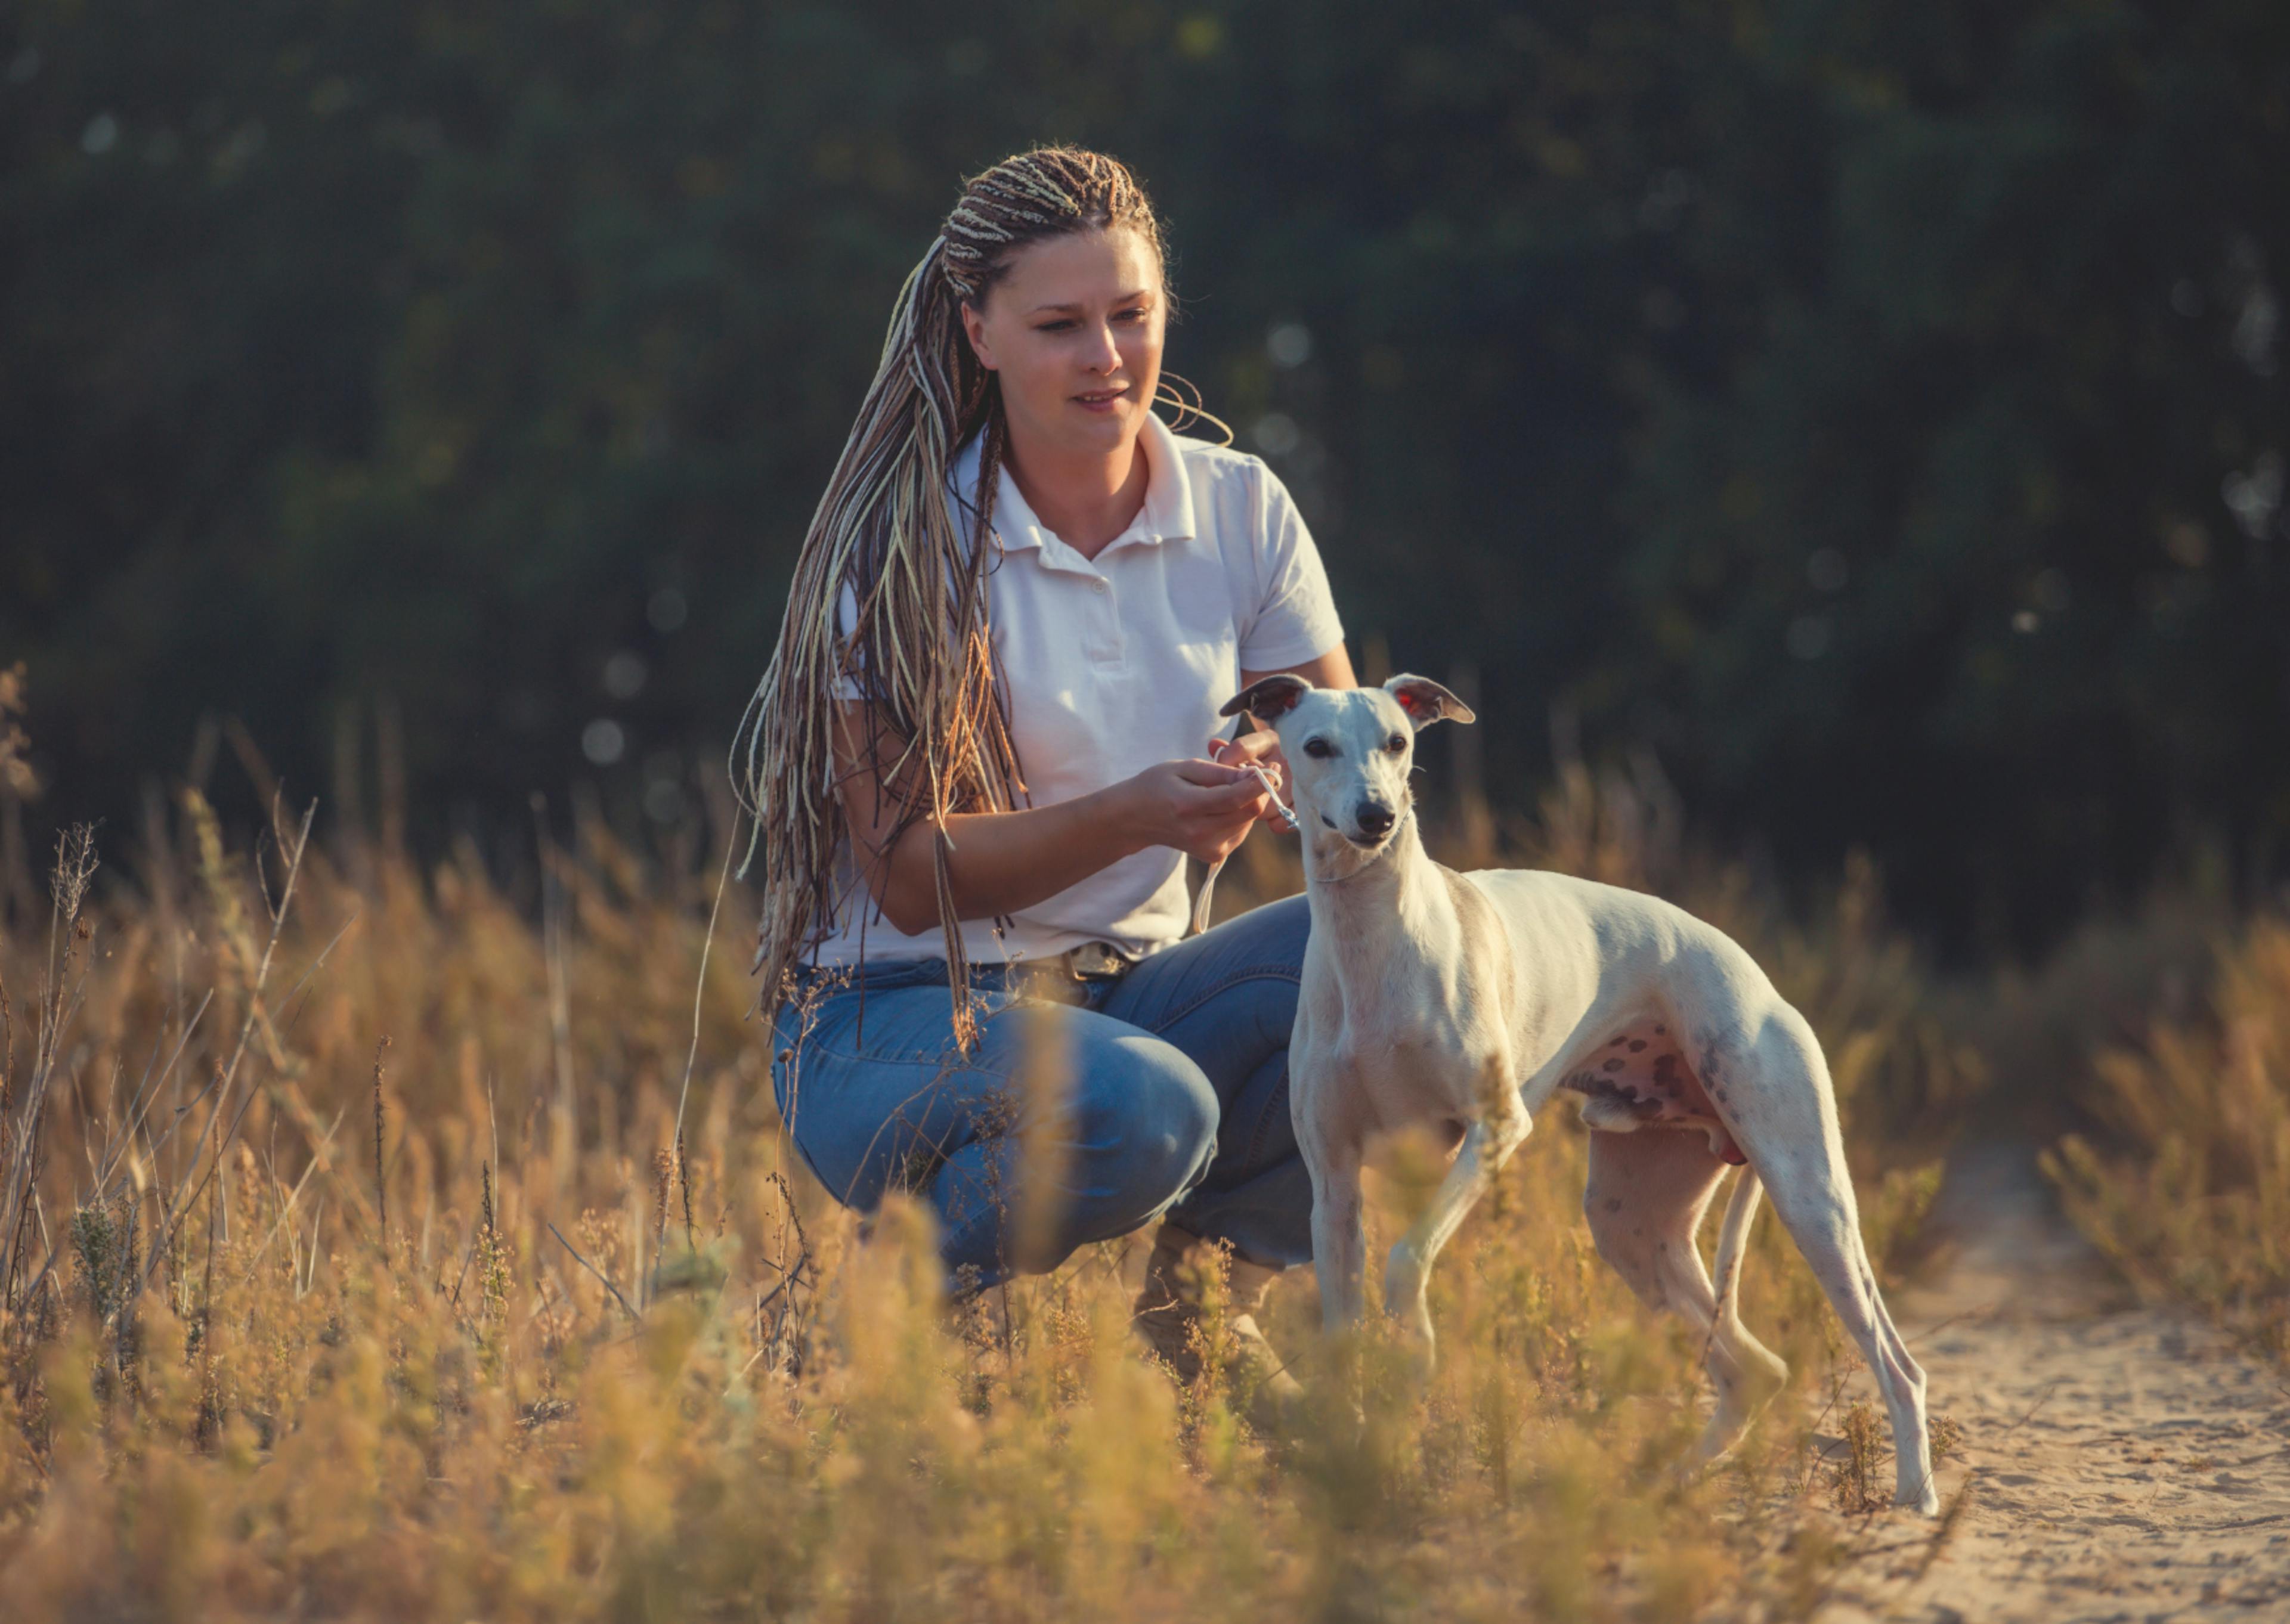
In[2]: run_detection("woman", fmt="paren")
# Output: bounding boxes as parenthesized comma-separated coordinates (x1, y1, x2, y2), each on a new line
(734, 148, 1353, 1396)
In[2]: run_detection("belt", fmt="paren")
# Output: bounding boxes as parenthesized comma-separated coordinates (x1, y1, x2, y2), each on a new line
(1008, 940, 1136, 1004)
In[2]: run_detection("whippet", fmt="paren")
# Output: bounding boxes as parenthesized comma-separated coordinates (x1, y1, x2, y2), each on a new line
(1221, 672, 1938, 1515)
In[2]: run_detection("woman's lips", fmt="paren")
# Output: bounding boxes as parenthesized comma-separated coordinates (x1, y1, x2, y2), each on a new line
(1072, 385, 1129, 413)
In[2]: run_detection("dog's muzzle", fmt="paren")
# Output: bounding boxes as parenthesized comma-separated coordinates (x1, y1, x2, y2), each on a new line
(1350, 801, 1398, 844)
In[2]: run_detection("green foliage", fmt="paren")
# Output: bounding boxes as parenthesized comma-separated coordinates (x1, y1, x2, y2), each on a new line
(4, 1, 2286, 946)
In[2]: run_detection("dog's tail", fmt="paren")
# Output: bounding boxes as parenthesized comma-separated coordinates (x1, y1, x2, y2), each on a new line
(1712, 1161, 1763, 1329)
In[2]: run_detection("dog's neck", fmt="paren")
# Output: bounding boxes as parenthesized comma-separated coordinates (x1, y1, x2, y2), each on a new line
(1299, 804, 1460, 999)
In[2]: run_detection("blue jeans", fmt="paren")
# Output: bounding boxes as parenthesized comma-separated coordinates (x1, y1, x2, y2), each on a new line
(769, 895, 1313, 1290)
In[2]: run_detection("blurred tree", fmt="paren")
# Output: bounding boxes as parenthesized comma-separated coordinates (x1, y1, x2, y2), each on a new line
(1610, 2, 2290, 946)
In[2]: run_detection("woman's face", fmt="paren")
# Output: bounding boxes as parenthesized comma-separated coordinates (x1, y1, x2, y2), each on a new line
(961, 225, 1165, 462)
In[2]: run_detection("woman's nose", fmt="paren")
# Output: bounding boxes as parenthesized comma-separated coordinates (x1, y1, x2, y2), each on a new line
(1083, 320, 1120, 372)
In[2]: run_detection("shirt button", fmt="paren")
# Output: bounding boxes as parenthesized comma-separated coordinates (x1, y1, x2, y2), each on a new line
(1091, 579, 1107, 594)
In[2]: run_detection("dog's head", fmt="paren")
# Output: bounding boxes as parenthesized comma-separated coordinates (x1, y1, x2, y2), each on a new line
(1218, 674, 1474, 865)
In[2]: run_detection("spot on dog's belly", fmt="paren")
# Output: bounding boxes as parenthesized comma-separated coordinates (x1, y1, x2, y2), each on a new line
(1561, 1023, 1745, 1165)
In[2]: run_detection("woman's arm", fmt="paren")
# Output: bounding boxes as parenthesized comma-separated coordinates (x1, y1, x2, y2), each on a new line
(1241, 644, 1356, 698)
(831, 702, 1276, 935)
(834, 645, 1356, 934)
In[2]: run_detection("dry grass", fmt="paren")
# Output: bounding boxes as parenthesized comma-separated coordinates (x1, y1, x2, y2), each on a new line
(2043, 913, 2290, 1365)
(0, 755, 1973, 1621)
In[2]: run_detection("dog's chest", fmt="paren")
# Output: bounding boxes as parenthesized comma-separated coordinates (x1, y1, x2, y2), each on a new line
(1311, 968, 1496, 1125)
(1301, 870, 1515, 1126)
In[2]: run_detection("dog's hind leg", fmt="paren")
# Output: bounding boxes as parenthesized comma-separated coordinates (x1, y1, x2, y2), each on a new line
(1583, 1129, 1789, 1462)
(1721, 1009, 1938, 1514)
(1384, 1061, 1530, 1358)
(1704, 1160, 1787, 1456)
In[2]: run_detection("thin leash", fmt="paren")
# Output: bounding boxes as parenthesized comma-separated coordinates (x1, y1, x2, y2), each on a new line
(1243, 761, 1301, 832)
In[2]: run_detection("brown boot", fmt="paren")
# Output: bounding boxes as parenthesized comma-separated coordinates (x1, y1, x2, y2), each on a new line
(1131, 1223, 1304, 1427)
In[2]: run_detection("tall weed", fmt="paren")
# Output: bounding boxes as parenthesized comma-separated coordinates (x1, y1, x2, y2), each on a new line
(2044, 915, 2290, 1363)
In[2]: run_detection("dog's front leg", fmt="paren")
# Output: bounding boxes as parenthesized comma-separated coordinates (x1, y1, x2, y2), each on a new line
(1385, 1063, 1530, 1359)
(1301, 1130, 1367, 1334)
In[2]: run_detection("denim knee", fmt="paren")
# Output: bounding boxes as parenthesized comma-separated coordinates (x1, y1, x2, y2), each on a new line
(1082, 1033, 1220, 1224)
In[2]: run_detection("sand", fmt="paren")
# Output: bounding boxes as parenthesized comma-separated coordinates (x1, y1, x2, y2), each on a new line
(1812, 1145, 2290, 1622)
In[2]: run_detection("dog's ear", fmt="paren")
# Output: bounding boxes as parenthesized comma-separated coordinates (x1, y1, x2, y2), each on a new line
(1220, 674, 1313, 722)
(1386, 674, 1476, 729)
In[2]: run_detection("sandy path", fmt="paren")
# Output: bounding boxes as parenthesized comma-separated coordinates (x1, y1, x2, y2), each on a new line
(1814, 1145, 2290, 1622)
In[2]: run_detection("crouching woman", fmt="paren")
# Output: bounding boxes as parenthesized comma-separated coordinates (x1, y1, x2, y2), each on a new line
(734, 147, 1351, 1403)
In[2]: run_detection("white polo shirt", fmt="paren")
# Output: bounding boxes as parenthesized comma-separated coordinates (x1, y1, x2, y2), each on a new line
(807, 410, 1345, 968)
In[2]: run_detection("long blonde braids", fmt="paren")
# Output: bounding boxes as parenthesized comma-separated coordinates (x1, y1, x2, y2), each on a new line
(732, 147, 1211, 1050)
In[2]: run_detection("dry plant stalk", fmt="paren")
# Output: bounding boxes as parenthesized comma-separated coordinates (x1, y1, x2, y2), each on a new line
(371, 1036, 391, 1259)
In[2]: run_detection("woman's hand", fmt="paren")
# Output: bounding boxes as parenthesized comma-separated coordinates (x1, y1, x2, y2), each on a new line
(1118, 757, 1274, 864)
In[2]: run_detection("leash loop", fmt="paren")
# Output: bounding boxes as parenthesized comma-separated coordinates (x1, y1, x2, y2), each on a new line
(1240, 761, 1301, 832)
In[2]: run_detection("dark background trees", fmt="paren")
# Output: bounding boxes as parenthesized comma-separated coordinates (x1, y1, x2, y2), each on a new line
(4, 0, 2285, 954)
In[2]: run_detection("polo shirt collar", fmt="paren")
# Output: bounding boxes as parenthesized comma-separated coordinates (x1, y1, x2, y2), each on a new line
(951, 410, 1196, 570)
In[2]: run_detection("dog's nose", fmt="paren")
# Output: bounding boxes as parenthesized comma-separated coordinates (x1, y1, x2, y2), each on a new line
(1356, 802, 1395, 838)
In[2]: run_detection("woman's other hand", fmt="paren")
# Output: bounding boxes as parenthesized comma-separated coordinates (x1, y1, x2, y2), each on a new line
(1119, 758, 1273, 863)
(1209, 730, 1291, 826)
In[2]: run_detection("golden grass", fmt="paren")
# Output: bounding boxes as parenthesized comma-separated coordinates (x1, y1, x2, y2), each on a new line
(0, 768, 1969, 1621)
(2043, 913, 2290, 1365)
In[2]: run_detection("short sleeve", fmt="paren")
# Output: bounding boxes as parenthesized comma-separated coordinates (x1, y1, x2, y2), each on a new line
(1236, 467, 1347, 671)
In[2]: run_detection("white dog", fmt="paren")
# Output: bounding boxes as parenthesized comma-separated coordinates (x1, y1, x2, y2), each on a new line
(1222, 672, 1938, 1514)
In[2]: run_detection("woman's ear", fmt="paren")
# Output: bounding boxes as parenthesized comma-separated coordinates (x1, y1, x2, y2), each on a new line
(960, 300, 997, 371)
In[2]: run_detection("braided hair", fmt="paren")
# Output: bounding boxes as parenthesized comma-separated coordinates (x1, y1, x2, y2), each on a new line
(733, 147, 1222, 1049)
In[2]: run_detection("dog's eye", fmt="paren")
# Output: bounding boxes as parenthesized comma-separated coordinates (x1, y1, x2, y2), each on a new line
(1302, 737, 1334, 760)
(1385, 734, 1407, 752)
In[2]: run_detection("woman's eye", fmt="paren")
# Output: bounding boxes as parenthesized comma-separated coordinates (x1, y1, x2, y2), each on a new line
(1302, 738, 1333, 760)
